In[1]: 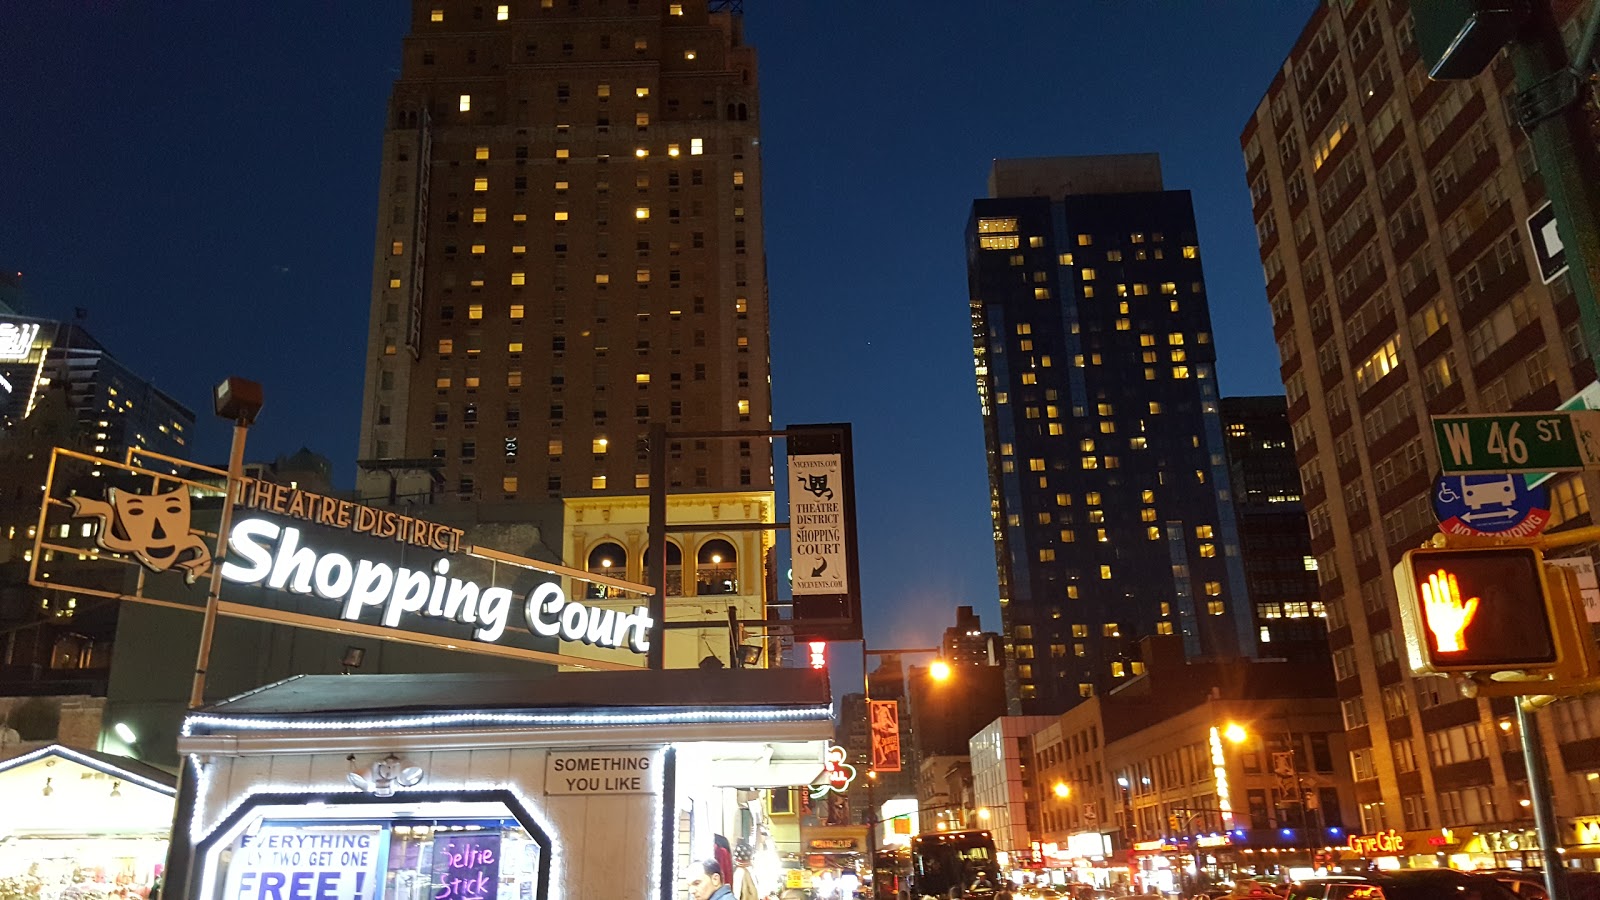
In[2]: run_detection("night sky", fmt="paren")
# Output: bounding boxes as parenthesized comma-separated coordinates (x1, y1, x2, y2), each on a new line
(0, 2, 1318, 663)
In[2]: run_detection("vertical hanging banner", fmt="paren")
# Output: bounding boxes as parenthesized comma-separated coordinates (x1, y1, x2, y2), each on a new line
(788, 424, 861, 641)
(869, 700, 902, 772)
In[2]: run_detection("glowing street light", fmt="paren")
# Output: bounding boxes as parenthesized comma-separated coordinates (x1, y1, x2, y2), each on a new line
(977, 807, 991, 820)
(1053, 781, 1070, 799)
(929, 659, 952, 682)
(1223, 722, 1249, 744)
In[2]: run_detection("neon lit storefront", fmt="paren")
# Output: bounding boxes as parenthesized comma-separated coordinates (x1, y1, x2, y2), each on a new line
(0, 743, 177, 900)
(165, 668, 831, 900)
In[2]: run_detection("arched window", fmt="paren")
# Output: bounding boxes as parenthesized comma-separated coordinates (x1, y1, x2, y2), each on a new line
(697, 539, 738, 595)
(643, 542, 685, 596)
(586, 542, 627, 598)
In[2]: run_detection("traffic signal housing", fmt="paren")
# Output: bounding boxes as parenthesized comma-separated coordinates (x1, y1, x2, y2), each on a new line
(1393, 545, 1596, 683)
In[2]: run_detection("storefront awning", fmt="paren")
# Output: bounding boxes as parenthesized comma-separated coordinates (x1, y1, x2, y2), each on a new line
(0, 743, 176, 838)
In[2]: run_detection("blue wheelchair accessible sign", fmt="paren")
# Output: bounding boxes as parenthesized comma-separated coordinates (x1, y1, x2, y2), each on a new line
(1431, 472, 1552, 538)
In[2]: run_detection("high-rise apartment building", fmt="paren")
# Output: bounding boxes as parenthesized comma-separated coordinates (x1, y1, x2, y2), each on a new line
(966, 155, 1256, 716)
(357, 0, 771, 506)
(1219, 396, 1326, 660)
(1243, 0, 1600, 843)
(942, 604, 1000, 667)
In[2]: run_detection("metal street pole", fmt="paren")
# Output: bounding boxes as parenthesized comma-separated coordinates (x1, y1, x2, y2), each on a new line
(647, 422, 667, 670)
(1517, 703, 1570, 900)
(188, 420, 249, 708)
(1509, 0, 1600, 359)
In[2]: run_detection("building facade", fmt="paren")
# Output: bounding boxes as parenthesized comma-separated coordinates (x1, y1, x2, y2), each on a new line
(970, 715, 1054, 856)
(357, 0, 772, 505)
(0, 314, 194, 698)
(942, 604, 1000, 666)
(1242, 0, 1600, 855)
(967, 155, 1256, 716)
(1218, 396, 1326, 660)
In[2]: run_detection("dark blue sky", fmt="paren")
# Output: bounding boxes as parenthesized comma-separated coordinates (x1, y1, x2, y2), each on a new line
(0, 2, 1317, 656)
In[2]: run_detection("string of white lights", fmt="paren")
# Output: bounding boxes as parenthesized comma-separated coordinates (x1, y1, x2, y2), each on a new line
(182, 705, 833, 737)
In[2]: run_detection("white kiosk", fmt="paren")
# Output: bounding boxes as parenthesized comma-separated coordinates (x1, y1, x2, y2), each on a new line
(166, 668, 831, 900)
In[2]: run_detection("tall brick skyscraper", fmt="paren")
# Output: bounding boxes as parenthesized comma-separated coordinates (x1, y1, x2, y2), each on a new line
(357, 0, 771, 506)
(1243, 0, 1600, 839)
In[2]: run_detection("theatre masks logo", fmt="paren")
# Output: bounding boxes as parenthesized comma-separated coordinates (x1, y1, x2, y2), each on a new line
(70, 484, 213, 582)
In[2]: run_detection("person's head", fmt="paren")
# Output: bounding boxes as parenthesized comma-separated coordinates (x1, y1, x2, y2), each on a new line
(689, 860, 726, 900)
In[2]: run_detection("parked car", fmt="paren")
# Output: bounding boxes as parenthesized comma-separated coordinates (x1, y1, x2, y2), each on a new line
(1486, 870, 1600, 900)
(1286, 870, 1519, 900)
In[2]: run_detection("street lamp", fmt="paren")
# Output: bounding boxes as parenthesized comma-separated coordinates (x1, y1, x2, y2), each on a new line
(929, 659, 952, 682)
(1223, 722, 1249, 744)
(1053, 781, 1070, 799)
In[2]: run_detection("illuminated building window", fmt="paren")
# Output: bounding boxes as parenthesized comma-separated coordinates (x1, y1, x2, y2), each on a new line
(1029, 235, 1044, 248)
(1058, 253, 1074, 265)
(1208, 600, 1226, 615)
(669, 2, 684, 13)
(636, 207, 650, 220)
(1132, 283, 1149, 296)
(636, 268, 651, 284)
(1100, 565, 1112, 580)
(1147, 526, 1161, 540)
(437, 339, 454, 354)
(668, 143, 680, 157)
(431, 8, 444, 21)
(1149, 401, 1163, 414)
(737, 399, 750, 415)
(1028, 458, 1045, 472)
(511, 272, 526, 286)
(1173, 366, 1190, 379)
(473, 208, 487, 223)
(548, 439, 563, 456)
(1140, 508, 1156, 522)
(555, 148, 569, 159)
(1195, 525, 1213, 538)
(496, 4, 509, 20)
(1183, 245, 1198, 258)
(474, 177, 488, 191)
(391, 241, 404, 255)
(475, 146, 490, 160)
(684, 50, 697, 60)
(1161, 282, 1178, 294)
(510, 304, 525, 320)
(592, 475, 607, 489)
(389, 278, 402, 289)
(554, 211, 569, 221)
(469, 304, 483, 320)
(502, 475, 518, 494)
(513, 213, 528, 222)
(1039, 549, 1056, 562)
(1169, 332, 1185, 345)
(1171, 350, 1187, 362)
(459, 94, 472, 112)
(1103, 623, 1119, 636)
(507, 369, 523, 388)
(508, 341, 524, 353)
(512, 244, 526, 254)
(690, 138, 703, 155)
(1021, 373, 1037, 384)
(1111, 662, 1126, 678)
(1060, 529, 1075, 542)
(595, 274, 610, 285)
(1034, 288, 1051, 300)
(980, 234, 1019, 250)
(1198, 543, 1216, 558)
(636, 373, 651, 385)
(637, 86, 650, 98)
(1077, 234, 1093, 246)
(1206, 581, 1222, 596)
(1080, 268, 1096, 281)
(471, 243, 486, 255)
(436, 373, 452, 389)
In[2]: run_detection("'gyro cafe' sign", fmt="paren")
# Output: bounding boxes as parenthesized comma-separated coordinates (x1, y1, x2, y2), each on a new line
(1346, 829, 1405, 856)
(59, 468, 654, 656)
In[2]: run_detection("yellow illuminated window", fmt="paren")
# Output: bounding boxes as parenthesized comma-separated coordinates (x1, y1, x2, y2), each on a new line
(510, 304, 525, 319)
(470, 278, 485, 287)
(508, 341, 524, 353)
(389, 278, 402, 289)
(502, 476, 518, 494)
(1183, 245, 1198, 258)
(1029, 458, 1046, 472)
(1039, 549, 1056, 562)
(593, 437, 609, 454)
(1086, 493, 1101, 505)
(1080, 268, 1096, 281)
(1077, 234, 1093, 246)
(497, 4, 509, 20)
(513, 213, 528, 222)
(1021, 373, 1036, 384)
(555, 181, 569, 192)
(555, 148, 569, 159)
(511, 272, 526, 286)
(1199, 543, 1216, 557)
(1169, 332, 1185, 345)
(636, 207, 650, 220)
(592, 475, 607, 489)
(554, 211, 569, 221)
(1149, 402, 1163, 414)
(471, 243, 486, 255)
(636, 268, 651, 283)
(548, 439, 563, 456)
(684, 50, 697, 60)
(1034, 288, 1051, 300)
(636, 373, 651, 384)
(738, 399, 750, 415)
(391, 241, 404, 255)
(667, 143, 680, 157)
(690, 138, 703, 155)
(475, 146, 490, 160)
(1029, 235, 1044, 248)
(469, 304, 483, 320)
(1058, 253, 1074, 265)
(1172, 366, 1190, 379)
(459, 94, 472, 112)
(635, 147, 649, 158)
(595, 274, 611, 285)
(1141, 508, 1157, 522)
(507, 370, 523, 388)
(431, 8, 444, 22)
(1100, 565, 1112, 580)
(1161, 282, 1178, 294)
(669, 2, 684, 13)
(512, 244, 526, 254)
(474, 177, 488, 191)
(438, 339, 454, 354)
(637, 86, 650, 98)
(1195, 525, 1214, 539)
(1132, 283, 1149, 296)
(1208, 600, 1225, 615)
(436, 373, 451, 388)
(472, 207, 487, 223)
(1205, 581, 1222, 596)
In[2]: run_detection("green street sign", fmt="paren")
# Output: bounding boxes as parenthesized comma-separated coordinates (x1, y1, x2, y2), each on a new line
(1524, 380, 1600, 489)
(1434, 411, 1600, 475)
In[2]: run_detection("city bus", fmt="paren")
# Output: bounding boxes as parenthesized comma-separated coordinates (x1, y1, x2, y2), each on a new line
(909, 830, 1000, 900)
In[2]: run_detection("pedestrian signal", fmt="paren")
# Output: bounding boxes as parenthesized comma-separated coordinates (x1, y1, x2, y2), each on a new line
(1393, 546, 1572, 676)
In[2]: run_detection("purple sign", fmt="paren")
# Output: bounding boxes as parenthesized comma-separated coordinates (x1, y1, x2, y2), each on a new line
(432, 832, 501, 900)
